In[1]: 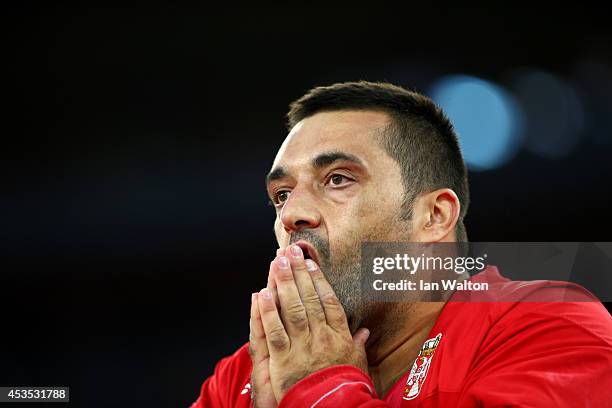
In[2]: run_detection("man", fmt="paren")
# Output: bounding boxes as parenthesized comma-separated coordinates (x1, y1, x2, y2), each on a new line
(191, 82, 612, 407)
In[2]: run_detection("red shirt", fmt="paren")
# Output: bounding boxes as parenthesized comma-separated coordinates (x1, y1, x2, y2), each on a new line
(191, 267, 612, 407)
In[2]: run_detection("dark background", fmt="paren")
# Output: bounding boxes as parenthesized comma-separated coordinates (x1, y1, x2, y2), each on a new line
(2, 4, 611, 407)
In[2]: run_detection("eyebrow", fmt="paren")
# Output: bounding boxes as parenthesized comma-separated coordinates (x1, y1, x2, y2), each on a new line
(265, 167, 289, 185)
(265, 151, 366, 185)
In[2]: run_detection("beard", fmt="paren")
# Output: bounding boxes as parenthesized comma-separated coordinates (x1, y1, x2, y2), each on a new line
(289, 210, 411, 334)
(289, 229, 362, 328)
(327, 239, 363, 331)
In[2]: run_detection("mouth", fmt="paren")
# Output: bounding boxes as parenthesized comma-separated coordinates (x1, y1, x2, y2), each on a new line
(294, 241, 321, 266)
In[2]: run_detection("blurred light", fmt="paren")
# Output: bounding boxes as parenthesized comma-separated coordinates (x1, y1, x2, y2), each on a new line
(573, 60, 612, 146)
(429, 75, 524, 171)
(511, 70, 584, 159)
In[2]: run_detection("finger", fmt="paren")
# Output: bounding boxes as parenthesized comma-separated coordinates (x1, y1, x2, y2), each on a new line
(286, 245, 326, 327)
(267, 248, 286, 309)
(352, 327, 370, 349)
(272, 256, 309, 337)
(305, 259, 350, 332)
(352, 327, 371, 374)
(266, 261, 280, 308)
(250, 293, 277, 408)
(249, 293, 269, 364)
(258, 287, 290, 353)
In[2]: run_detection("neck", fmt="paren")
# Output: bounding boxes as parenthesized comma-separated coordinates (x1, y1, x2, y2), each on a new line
(363, 301, 445, 397)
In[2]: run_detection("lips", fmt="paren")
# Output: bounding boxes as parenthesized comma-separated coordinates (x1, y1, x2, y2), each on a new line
(294, 241, 321, 266)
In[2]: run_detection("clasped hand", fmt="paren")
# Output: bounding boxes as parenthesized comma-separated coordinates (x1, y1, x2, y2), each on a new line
(249, 245, 370, 407)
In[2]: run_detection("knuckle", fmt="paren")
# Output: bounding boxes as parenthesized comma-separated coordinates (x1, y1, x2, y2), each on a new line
(302, 293, 322, 306)
(310, 270, 325, 280)
(261, 302, 276, 314)
(322, 293, 341, 308)
(286, 301, 306, 316)
(288, 313, 309, 330)
(268, 327, 289, 350)
(285, 303, 308, 328)
(276, 269, 295, 282)
(292, 263, 307, 273)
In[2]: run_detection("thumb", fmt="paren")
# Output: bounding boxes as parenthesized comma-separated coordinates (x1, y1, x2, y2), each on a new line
(352, 327, 370, 349)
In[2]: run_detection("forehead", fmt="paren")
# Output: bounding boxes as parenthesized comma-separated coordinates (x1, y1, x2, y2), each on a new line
(272, 110, 391, 169)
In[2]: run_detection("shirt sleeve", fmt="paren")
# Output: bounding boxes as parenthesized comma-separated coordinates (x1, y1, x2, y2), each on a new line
(190, 343, 252, 408)
(278, 365, 391, 408)
(457, 300, 612, 407)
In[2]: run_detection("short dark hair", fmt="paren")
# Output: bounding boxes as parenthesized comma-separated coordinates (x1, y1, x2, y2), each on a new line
(287, 81, 470, 241)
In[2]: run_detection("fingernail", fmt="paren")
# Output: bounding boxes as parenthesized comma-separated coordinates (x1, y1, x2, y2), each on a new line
(260, 288, 272, 299)
(290, 245, 302, 257)
(278, 256, 289, 269)
(305, 259, 317, 271)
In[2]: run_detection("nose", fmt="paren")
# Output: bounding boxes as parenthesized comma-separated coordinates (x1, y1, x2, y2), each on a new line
(279, 187, 321, 233)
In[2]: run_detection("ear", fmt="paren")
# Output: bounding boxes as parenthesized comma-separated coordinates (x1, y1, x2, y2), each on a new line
(411, 188, 461, 242)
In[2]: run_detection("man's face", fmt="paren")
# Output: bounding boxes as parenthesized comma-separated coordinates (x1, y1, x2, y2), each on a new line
(266, 110, 412, 328)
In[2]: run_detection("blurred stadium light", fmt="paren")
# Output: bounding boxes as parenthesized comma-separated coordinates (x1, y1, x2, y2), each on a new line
(429, 75, 525, 171)
(510, 69, 584, 159)
(573, 60, 612, 146)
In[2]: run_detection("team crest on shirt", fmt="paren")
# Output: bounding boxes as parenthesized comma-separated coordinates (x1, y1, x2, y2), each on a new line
(402, 333, 442, 400)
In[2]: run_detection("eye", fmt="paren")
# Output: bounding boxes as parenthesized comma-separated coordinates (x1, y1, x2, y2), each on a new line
(327, 173, 354, 187)
(273, 190, 291, 205)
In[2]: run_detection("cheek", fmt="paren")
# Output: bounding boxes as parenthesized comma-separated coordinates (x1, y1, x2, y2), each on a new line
(338, 196, 403, 243)
(327, 195, 377, 241)
(327, 217, 364, 261)
(325, 187, 403, 255)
